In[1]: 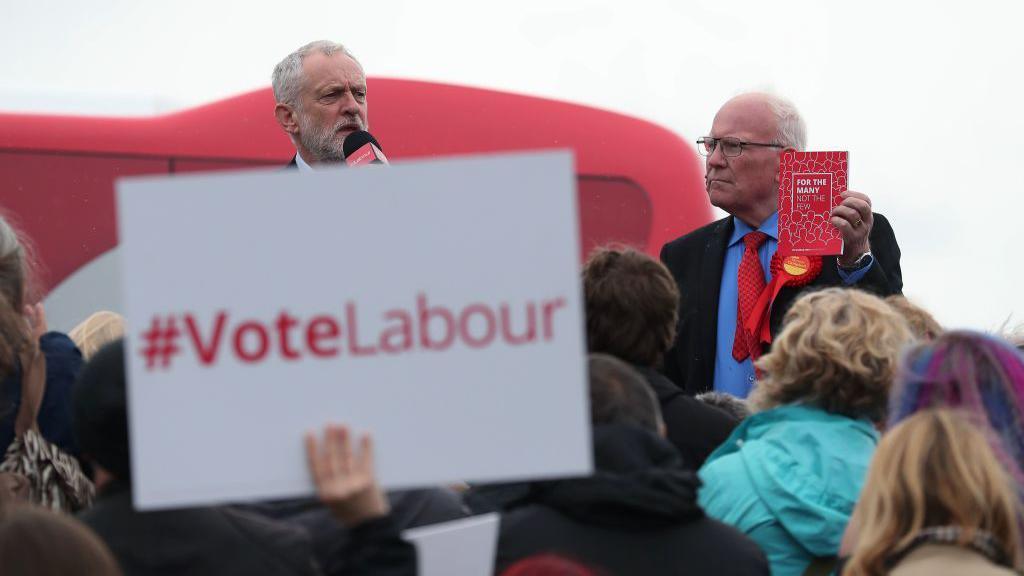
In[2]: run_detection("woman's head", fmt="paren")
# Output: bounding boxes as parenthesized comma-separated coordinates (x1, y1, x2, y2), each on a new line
(0, 214, 36, 379)
(845, 409, 1023, 575)
(751, 288, 913, 421)
(889, 330, 1024, 486)
(0, 216, 26, 311)
(885, 295, 942, 341)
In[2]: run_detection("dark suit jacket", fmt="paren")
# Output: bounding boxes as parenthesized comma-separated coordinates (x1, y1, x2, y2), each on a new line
(633, 365, 738, 469)
(241, 488, 466, 574)
(659, 213, 902, 395)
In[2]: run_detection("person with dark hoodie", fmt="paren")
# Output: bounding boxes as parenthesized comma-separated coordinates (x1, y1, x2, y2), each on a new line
(582, 246, 738, 468)
(489, 354, 769, 576)
(242, 486, 463, 574)
(72, 339, 416, 576)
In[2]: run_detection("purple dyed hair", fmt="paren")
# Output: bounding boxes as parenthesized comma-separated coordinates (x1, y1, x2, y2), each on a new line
(889, 330, 1024, 487)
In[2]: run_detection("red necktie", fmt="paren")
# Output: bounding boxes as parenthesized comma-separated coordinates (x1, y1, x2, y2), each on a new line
(732, 231, 768, 361)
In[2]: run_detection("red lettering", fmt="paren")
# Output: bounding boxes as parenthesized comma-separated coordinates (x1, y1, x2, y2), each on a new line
(184, 311, 228, 365)
(275, 310, 301, 360)
(306, 316, 341, 357)
(500, 302, 537, 345)
(542, 297, 567, 340)
(417, 293, 455, 351)
(345, 302, 378, 356)
(234, 321, 270, 362)
(379, 309, 413, 354)
(183, 295, 557, 366)
(459, 304, 497, 348)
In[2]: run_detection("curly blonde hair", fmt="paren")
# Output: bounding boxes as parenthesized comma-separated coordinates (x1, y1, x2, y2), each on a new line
(843, 409, 1024, 575)
(885, 295, 942, 341)
(69, 311, 125, 361)
(750, 288, 913, 421)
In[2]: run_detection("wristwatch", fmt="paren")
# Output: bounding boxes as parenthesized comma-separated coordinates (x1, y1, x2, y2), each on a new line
(839, 251, 873, 271)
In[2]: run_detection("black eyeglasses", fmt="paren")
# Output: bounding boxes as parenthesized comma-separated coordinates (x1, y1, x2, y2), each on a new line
(697, 136, 784, 158)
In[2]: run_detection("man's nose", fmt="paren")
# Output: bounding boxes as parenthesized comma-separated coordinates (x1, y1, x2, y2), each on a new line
(339, 92, 362, 116)
(707, 143, 728, 168)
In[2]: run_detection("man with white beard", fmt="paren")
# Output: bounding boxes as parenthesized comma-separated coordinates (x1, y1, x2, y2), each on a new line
(273, 40, 368, 169)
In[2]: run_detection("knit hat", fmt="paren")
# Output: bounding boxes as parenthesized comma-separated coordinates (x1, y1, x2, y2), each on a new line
(72, 339, 131, 482)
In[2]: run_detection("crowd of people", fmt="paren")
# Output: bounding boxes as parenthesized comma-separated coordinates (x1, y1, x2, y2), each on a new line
(2, 39, 1023, 576)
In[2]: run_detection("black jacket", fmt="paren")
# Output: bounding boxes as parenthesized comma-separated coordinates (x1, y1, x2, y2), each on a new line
(491, 425, 770, 576)
(633, 364, 738, 468)
(79, 483, 320, 576)
(659, 213, 902, 394)
(241, 488, 465, 574)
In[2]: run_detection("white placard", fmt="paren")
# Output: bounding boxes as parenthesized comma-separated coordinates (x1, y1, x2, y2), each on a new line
(117, 151, 591, 509)
(402, 513, 501, 576)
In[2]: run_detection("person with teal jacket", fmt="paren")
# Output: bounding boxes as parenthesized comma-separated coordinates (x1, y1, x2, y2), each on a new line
(697, 288, 915, 576)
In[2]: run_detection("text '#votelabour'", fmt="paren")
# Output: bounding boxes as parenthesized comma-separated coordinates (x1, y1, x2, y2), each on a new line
(139, 293, 568, 369)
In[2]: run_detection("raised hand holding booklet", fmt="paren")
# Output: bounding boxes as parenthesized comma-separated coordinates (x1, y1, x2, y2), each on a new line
(778, 151, 848, 255)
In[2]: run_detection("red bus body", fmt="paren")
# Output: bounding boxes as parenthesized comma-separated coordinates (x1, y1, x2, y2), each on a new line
(0, 79, 711, 328)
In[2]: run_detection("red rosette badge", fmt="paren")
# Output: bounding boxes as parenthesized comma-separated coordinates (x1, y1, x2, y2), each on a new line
(744, 253, 822, 346)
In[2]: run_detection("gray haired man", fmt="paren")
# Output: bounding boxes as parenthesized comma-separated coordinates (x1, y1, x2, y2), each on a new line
(273, 40, 368, 169)
(659, 93, 903, 397)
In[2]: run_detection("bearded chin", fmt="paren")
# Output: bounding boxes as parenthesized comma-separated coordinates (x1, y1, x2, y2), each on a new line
(298, 118, 346, 164)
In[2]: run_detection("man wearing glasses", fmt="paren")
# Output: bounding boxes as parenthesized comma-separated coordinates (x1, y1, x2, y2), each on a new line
(660, 93, 902, 397)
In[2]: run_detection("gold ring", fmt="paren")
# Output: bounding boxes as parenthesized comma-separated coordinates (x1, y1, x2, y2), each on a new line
(853, 219, 862, 228)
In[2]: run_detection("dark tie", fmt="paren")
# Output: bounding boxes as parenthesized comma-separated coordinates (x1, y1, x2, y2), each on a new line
(732, 231, 768, 362)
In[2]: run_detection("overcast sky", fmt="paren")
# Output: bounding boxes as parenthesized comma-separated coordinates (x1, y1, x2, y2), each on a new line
(3, 0, 1021, 331)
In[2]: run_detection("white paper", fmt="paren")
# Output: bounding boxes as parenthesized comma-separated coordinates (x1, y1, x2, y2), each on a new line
(402, 513, 501, 576)
(116, 151, 592, 509)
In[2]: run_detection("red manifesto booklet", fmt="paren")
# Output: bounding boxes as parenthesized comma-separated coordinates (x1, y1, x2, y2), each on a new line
(777, 150, 848, 255)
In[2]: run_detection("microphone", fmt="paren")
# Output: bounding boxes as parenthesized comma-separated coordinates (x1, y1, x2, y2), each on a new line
(343, 131, 389, 166)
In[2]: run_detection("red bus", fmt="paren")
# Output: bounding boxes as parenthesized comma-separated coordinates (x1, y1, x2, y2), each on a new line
(0, 78, 710, 330)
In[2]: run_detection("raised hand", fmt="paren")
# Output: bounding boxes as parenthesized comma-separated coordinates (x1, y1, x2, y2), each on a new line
(830, 190, 873, 266)
(305, 424, 389, 527)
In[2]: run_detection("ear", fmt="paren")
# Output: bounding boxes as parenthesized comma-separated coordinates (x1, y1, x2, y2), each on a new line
(773, 146, 794, 185)
(275, 103, 300, 136)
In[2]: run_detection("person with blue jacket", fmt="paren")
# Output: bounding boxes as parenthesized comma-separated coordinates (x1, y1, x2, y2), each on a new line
(698, 288, 914, 576)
